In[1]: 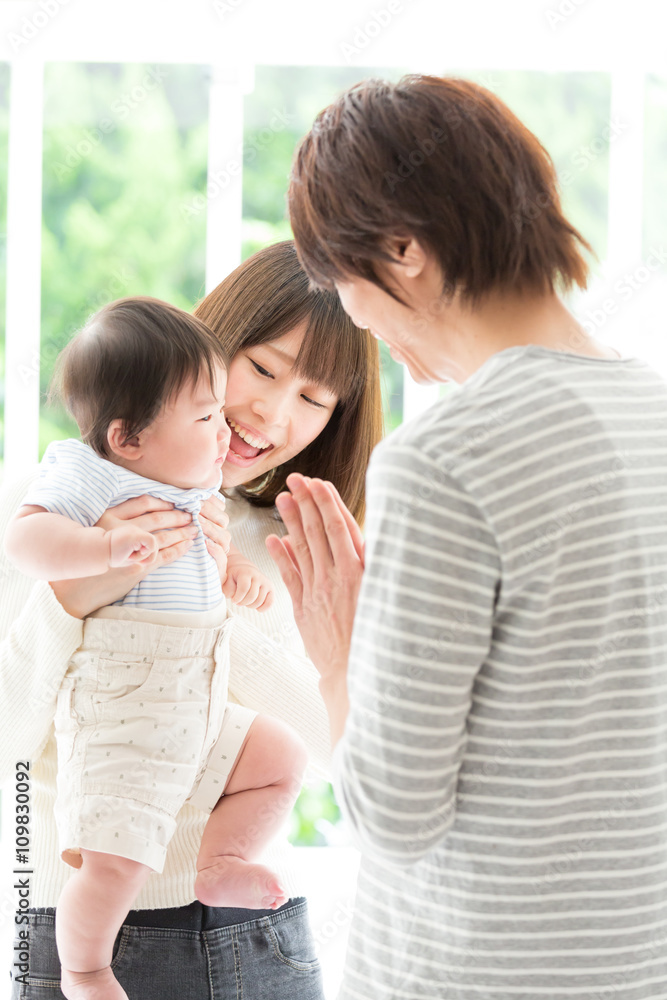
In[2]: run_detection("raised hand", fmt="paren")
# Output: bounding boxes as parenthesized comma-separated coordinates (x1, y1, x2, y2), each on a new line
(266, 474, 363, 677)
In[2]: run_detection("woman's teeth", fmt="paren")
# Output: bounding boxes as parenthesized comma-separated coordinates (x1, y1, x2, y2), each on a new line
(227, 418, 271, 450)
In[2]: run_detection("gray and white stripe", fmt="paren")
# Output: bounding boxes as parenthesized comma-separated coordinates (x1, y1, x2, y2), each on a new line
(335, 345, 667, 999)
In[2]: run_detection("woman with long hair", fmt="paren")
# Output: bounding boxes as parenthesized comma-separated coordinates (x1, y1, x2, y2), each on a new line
(2, 240, 383, 999)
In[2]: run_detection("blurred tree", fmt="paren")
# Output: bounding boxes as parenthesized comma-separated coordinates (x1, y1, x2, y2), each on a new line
(0, 61, 628, 844)
(40, 62, 210, 448)
(242, 67, 612, 430)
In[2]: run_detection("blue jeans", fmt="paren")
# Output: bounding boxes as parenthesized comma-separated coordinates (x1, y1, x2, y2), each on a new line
(10, 899, 325, 999)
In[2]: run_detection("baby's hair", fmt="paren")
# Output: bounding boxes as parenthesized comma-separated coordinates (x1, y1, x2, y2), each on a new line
(50, 296, 229, 459)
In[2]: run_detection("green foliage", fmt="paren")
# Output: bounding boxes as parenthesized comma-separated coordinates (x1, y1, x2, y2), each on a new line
(0, 61, 634, 844)
(40, 62, 209, 445)
(242, 65, 411, 430)
(290, 780, 342, 847)
(242, 67, 613, 429)
(468, 71, 610, 266)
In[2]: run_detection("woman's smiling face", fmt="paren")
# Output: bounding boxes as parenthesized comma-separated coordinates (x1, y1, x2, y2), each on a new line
(220, 323, 339, 489)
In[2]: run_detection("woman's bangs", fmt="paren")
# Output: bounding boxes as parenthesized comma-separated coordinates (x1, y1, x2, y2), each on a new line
(292, 297, 366, 404)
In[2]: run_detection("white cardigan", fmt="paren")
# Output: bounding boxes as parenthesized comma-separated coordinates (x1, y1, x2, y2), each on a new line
(0, 470, 331, 909)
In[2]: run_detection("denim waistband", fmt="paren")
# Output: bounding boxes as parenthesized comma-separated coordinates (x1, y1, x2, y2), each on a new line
(29, 897, 306, 932)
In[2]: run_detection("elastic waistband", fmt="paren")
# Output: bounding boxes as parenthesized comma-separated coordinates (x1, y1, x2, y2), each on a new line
(80, 604, 230, 658)
(88, 603, 227, 629)
(28, 898, 307, 932)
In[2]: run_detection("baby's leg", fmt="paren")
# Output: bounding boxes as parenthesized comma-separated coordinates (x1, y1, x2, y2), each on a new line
(56, 848, 151, 1000)
(195, 715, 308, 909)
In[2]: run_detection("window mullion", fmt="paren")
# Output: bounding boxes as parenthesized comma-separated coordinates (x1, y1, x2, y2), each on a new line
(4, 57, 44, 479)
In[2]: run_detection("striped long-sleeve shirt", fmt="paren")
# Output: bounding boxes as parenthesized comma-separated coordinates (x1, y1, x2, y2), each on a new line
(334, 345, 667, 1000)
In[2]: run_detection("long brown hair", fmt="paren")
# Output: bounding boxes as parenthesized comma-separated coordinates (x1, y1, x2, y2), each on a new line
(289, 75, 592, 305)
(194, 241, 383, 525)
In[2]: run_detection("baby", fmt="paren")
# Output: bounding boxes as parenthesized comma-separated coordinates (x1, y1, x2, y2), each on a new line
(4, 297, 308, 1000)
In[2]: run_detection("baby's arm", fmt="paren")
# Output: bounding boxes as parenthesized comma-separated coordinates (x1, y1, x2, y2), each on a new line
(222, 543, 274, 612)
(4, 505, 157, 580)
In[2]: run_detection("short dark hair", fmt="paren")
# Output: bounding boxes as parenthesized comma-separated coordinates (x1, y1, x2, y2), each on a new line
(288, 75, 592, 305)
(194, 241, 383, 525)
(51, 296, 229, 458)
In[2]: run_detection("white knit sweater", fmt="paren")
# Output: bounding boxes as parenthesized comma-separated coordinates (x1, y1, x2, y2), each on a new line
(0, 470, 331, 909)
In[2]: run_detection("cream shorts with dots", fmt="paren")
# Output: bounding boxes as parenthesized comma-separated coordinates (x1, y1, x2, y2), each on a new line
(53, 603, 256, 874)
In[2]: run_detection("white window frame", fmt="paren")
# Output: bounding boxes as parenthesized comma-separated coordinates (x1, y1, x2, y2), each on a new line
(0, 0, 660, 473)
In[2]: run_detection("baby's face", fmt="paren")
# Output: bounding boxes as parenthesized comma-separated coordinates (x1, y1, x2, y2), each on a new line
(133, 363, 230, 489)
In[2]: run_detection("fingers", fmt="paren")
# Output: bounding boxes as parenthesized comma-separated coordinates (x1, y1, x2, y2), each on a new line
(307, 478, 363, 568)
(130, 532, 159, 563)
(255, 588, 274, 612)
(243, 583, 274, 611)
(138, 509, 194, 533)
(265, 534, 304, 608)
(281, 537, 300, 574)
(152, 524, 199, 552)
(276, 479, 334, 585)
(99, 497, 193, 534)
(154, 537, 194, 567)
(284, 474, 359, 574)
(107, 495, 175, 518)
(206, 537, 229, 581)
(222, 569, 275, 611)
(200, 493, 229, 529)
(319, 480, 365, 562)
(199, 513, 231, 553)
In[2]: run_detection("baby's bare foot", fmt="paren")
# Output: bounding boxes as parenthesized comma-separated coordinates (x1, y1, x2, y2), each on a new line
(61, 965, 128, 1000)
(195, 854, 287, 909)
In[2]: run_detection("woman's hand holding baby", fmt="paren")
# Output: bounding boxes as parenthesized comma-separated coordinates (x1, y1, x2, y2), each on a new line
(50, 494, 231, 619)
(199, 493, 232, 579)
(49, 496, 201, 618)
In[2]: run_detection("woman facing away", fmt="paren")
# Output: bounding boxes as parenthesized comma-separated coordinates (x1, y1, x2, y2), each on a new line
(266, 76, 667, 999)
(0, 239, 383, 1000)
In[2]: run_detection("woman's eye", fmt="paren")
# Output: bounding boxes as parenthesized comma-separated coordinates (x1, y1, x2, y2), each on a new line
(301, 394, 325, 408)
(200, 415, 212, 422)
(251, 360, 273, 378)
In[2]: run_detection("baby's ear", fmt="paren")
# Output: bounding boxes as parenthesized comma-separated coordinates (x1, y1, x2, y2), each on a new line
(107, 419, 143, 462)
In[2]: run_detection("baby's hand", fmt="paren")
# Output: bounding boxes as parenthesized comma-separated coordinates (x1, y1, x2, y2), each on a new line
(222, 553, 274, 612)
(106, 524, 159, 569)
